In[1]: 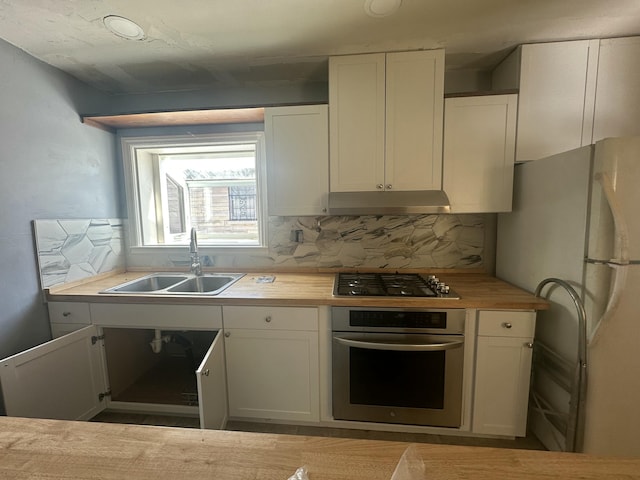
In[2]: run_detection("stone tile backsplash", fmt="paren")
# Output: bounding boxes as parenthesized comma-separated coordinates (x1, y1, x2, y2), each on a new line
(126, 214, 486, 271)
(35, 214, 485, 287)
(265, 214, 484, 269)
(34, 219, 125, 288)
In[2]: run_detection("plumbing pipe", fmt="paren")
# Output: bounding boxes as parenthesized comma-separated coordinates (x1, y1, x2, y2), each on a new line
(150, 329, 170, 354)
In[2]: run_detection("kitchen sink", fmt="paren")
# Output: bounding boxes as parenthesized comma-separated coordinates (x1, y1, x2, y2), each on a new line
(103, 274, 189, 293)
(100, 273, 244, 296)
(167, 275, 243, 295)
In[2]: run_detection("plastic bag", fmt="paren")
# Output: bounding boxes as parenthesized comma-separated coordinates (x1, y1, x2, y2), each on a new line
(287, 465, 309, 480)
(390, 445, 426, 480)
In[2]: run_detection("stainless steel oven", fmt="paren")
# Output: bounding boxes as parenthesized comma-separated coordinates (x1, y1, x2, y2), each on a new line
(332, 307, 465, 428)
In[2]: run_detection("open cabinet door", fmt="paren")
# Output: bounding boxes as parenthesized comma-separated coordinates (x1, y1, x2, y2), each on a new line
(196, 331, 227, 429)
(0, 325, 108, 421)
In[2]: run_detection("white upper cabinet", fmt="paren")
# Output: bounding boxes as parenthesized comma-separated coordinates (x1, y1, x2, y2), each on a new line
(492, 40, 599, 162)
(443, 94, 517, 213)
(493, 36, 640, 162)
(592, 36, 640, 141)
(329, 50, 445, 192)
(265, 105, 329, 216)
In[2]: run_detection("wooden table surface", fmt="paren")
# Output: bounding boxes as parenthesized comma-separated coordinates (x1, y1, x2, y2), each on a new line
(1, 417, 638, 479)
(48, 271, 549, 310)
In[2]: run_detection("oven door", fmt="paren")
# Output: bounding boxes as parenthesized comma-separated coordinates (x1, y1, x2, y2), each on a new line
(332, 332, 464, 427)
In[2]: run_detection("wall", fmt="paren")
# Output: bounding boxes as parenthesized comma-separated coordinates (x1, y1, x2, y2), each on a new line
(0, 38, 120, 360)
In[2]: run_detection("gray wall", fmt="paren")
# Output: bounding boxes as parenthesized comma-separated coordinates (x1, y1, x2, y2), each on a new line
(0, 39, 120, 360)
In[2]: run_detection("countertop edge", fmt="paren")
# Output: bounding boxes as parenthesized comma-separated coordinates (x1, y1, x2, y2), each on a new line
(46, 271, 549, 311)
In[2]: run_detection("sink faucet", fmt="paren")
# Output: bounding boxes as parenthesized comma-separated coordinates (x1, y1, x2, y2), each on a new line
(189, 227, 202, 276)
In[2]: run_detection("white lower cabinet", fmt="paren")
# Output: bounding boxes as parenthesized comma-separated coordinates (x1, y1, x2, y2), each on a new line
(223, 306, 320, 422)
(0, 304, 227, 429)
(472, 310, 536, 436)
(48, 301, 91, 338)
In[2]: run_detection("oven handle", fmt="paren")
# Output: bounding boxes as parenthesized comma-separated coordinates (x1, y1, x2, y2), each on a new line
(333, 335, 464, 352)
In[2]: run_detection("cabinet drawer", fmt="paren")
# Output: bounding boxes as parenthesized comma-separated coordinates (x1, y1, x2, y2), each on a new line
(48, 302, 91, 325)
(89, 303, 222, 330)
(50, 323, 86, 338)
(477, 311, 536, 338)
(223, 306, 318, 331)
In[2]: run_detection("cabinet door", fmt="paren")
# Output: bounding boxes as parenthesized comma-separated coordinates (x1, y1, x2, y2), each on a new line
(329, 53, 385, 192)
(196, 331, 227, 429)
(0, 325, 108, 421)
(473, 335, 533, 436)
(224, 328, 319, 422)
(443, 94, 517, 213)
(515, 40, 599, 161)
(593, 36, 640, 141)
(265, 105, 329, 216)
(385, 50, 444, 191)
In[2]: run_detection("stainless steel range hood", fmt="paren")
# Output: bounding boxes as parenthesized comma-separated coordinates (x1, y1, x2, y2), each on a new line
(328, 190, 451, 215)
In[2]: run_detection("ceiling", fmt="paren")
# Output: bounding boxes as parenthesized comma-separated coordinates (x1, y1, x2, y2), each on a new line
(1, 0, 639, 95)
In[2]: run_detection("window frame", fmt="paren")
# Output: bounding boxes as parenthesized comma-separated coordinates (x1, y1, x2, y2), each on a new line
(120, 132, 268, 255)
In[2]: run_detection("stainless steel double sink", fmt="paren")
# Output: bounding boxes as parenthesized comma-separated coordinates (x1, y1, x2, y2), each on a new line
(100, 272, 245, 296)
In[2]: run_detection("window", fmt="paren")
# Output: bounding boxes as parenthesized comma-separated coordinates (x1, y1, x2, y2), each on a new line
(121, 132, 266, 248)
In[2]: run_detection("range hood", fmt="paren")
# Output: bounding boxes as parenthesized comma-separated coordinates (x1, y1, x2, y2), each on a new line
(328, 190, 451, 215)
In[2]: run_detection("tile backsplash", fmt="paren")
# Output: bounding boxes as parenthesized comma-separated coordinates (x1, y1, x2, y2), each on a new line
(126, 214, 487, 271)
(34, 214, 486, 288)
(34, 219, 125, 288)
(265, 214, 484, 269)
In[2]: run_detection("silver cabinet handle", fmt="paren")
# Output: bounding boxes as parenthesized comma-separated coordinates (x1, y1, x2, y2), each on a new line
(334, 335, 463, 352)
(202, 369, 210, 376)
(224, 331, 230, 337)
(376, 184, 384, 190)
(525, 342, 534, 349)
(385, 184, 392, 190)
(62, 312, 71, 317)
(265, 316, 272, 323)
(502, 322, 513, 329)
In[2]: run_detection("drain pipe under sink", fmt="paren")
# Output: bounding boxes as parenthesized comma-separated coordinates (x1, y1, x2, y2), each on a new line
(150, 329, 171, 353)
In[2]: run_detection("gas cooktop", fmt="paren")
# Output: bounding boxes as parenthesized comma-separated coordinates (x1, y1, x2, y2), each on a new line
(333, 273, 460, 299)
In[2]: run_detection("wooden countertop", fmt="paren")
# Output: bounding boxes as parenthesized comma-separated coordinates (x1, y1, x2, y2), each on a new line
(1, 417, 638, 479)
(47, 271, 549, 310)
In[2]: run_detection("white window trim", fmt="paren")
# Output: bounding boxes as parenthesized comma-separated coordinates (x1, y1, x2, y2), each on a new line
(120, 132, 269, 256)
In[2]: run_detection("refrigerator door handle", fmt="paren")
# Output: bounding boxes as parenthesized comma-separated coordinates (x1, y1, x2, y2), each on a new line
(584, 258, 640, 266)
(588, 173, 632, 347)
(594, 172, 630, 265)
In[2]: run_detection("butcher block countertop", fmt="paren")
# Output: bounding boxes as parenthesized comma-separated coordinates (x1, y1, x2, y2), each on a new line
(1, 417, 638, 480)
(47, 270, 549, 310)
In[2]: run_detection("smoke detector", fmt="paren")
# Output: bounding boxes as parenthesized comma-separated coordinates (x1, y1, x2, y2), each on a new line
(364, 0, 402, 17)
(103, 15, 146, 40)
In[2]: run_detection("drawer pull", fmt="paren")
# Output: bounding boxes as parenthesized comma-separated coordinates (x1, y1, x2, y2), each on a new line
(62, 312, 71, 317)
(525, 342, 534, 349)
(265, 316, 272, 323)
(502, 322, 513, 329)
(224, 332, 231, 338)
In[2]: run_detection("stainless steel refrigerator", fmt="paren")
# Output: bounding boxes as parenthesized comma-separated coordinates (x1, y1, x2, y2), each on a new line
(496, 136, 640, 456)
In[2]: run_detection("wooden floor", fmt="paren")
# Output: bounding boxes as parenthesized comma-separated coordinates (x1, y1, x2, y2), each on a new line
(91, 411, 546, 450)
